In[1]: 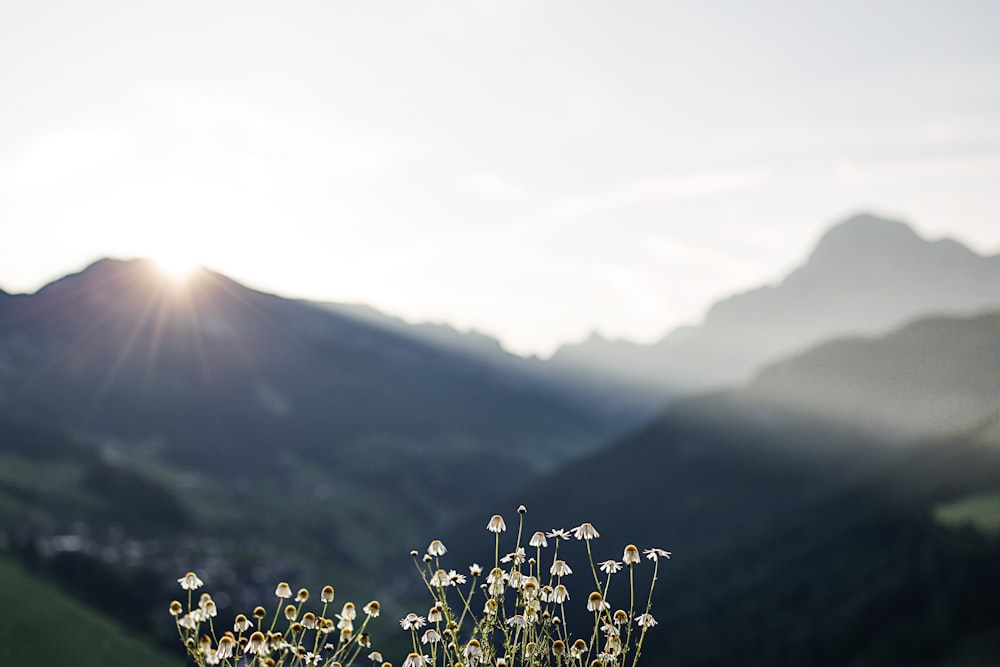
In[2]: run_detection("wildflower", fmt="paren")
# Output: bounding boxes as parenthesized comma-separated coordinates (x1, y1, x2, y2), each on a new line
(486, 515, 506, 533)
(429, 569, 450, 587)
(302, 612, 318, 629)
(400, 613, 427, 631)
(202, 599, 218, 618)
(552, 584, 569, 604)
(337, 615, 353, 631)
(427, 540, 447, 556)
(550, 560, 572, 577)
(551, 640, 566, 657)
(179, 613, 198, 630)
(275, 582, 293, 598)
(169, 600, 183, 616)
(447, 569, 466, 585)
(469, 563, 483, 576)
(506, 614, 528, 629)
(216, 635, 235, 659)
(402, 653, 425, 667)
(613, 610, 629, 625)
(463, 639, 483, 661)
(573, 523, 600, 540)
(599, 560, 623, 574)
(364, 601, 381, 617)
(522, 576, 539, 599)
(540, 585, 554, 601)
(253, 606, 267, 620)
(296, 588, 310, 603)
(546, 528, 572, 540)
(427, 605, 443, 623)
(507, 570, 524, 589)
(518, 504, 527, 514)
(587, 592, 609, 612)
(486, 568, 507, 596)
(340, 627, 353, 644)
(636, 613, 657, 627)
(234, 614, 252, 632)
(178, 572, 204, 590)
(340, 602, 357, 621)
(360, 632, 372, 647)
(321, 585, 335, 602)
(529, 531, 548, 548)
(368, 652, 384, 662)
(500, 547, 526, 565)
(421, 628, 442, 644)
(483, 598, 498, 616)
(570, 639, 588, 658)
(245, 631, 268, 655)
(622, 544, 641, 566)
(285, 605, 298, 621)
(644, 548, 672, 561)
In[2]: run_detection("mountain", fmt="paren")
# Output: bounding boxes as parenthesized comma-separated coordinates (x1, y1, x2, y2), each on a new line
(0, 258, 619, 570)
(548, 213, 1000, 399)
(434, 309, 1000, 665)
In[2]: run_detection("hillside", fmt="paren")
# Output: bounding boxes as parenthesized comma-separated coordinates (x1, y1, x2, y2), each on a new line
(434, 310, 1000, 665)
(0, 258, 619, 568)
(0, 557, 181, 667)
(548, 214, 1000, 399)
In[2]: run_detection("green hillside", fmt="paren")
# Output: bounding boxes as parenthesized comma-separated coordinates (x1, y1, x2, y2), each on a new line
(0, 557, 181, 667)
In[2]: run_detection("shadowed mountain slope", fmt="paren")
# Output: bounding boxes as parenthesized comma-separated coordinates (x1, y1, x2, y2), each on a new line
(435, 309, 1000, 665)
(0, 258, 617, 566)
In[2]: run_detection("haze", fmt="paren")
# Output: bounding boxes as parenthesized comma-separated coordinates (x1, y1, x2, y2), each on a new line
(1, 0, 999, 356)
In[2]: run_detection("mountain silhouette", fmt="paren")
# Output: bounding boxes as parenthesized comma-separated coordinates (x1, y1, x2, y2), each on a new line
(0, 258, 618, 566)
(548, 213, 1000, 401)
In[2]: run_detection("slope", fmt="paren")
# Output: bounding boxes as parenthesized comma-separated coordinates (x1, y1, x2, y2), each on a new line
(548, 213, 1000, 400)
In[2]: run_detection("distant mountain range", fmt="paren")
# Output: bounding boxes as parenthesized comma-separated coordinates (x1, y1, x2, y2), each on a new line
(547, 213, 1000, 401)
(3, 211, 1000, 665)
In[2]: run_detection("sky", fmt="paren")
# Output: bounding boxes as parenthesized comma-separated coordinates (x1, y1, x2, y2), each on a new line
(1, 1, 999, 357)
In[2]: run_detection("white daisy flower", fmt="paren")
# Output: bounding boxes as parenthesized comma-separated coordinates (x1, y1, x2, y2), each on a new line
(427, 540, 447, 556)
(487, 515, 507, 533)
(599, 560, 623, 574)
(643, 548, 672, 561)
(546, 528, 572, 540)
(573, 522, 600, 540)
(177, 572, 204, 590)
(587, 591, 609, 612)
(622, 544, 641, 565)
(500, 547, 526, 565)
(550, 559, 572, 577)
(400, 613, 427, 631)
(529, 531, 548, 547)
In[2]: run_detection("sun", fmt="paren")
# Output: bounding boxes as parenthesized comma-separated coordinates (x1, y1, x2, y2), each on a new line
(151, 251, 203, 281)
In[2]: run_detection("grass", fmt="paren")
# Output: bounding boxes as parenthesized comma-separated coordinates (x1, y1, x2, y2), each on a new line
(0, 556, 182, 667)
(933, 492, 1000, 537)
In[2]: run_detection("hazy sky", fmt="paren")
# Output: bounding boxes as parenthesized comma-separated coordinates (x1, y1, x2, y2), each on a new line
(2, 1, 999, 356)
